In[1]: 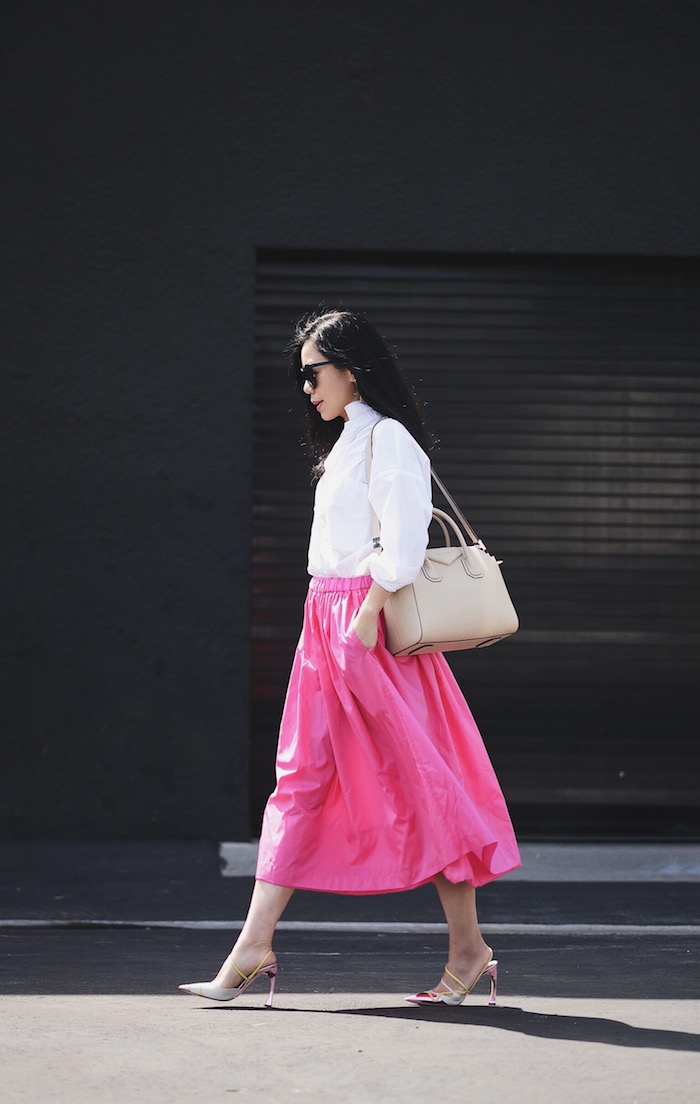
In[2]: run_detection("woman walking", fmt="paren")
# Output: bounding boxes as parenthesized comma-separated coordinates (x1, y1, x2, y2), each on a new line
(179, 309, 520, 1007)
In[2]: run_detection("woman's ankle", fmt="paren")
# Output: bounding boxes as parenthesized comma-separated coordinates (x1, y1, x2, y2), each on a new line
(227, 938, 274, 968)
(446, 939, 490, 972)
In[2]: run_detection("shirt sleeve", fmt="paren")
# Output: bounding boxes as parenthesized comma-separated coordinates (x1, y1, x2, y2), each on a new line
(366, 419, 433, 592)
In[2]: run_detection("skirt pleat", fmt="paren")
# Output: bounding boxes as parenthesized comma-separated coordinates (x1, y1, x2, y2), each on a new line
(256, 576, 521, 893)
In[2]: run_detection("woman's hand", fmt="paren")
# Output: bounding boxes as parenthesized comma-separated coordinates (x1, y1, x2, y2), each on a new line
(350, 606, 379, 649)
(349, 582, 391, 649)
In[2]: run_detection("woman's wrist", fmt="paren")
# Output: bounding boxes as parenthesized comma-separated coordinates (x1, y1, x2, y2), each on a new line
(360, 601, 382, 618)
(363, 581, 391, 616)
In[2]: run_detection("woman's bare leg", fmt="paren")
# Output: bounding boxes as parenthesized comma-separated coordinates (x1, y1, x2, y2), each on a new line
(432, 873, 491, 992)
(211, 880, 294, 987)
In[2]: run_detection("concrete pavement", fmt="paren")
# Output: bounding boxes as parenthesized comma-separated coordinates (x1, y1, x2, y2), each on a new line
(1, 842, 698, 1102)
(2, 990, 698, 1104)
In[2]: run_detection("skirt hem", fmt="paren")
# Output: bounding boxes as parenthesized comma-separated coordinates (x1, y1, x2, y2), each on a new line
(255, 858, 522, 896)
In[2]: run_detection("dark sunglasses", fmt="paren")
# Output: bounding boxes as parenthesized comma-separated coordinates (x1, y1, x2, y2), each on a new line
(299, 359, 333, 389)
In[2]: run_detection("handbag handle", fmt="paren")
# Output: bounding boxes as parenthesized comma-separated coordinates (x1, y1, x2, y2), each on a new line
(429, 508, 471, 556)
(365, 424, 485, 550)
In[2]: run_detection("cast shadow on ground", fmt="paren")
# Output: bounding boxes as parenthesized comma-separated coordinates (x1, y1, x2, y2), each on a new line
(207, 1002, 699, 1054)
(340, 1004, 700, 1053)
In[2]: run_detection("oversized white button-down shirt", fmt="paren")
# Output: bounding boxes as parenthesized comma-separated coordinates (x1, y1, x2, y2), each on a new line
(307, 401, 432, 592)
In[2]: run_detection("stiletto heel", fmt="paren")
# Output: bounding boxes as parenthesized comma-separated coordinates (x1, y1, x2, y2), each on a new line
(179, 950, 278, 1006)
(264, 967, 277, 1009)
(405, 948, 499, 1007)
(484, 960, 497, 1006)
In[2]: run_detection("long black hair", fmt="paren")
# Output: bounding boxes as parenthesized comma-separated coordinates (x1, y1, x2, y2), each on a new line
(288, 309, 432, 473)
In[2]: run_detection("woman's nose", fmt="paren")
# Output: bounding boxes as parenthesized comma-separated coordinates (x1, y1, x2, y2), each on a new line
(302, 379, 313, 394)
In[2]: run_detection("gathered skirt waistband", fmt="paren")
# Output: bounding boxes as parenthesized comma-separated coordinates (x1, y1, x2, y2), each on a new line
(308, 575, 373, 594)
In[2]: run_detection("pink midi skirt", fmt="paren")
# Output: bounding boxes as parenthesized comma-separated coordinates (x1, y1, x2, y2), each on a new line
(256, 576, 521, 893)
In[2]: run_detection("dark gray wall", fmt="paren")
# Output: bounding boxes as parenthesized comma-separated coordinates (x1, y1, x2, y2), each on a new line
(3, 0, 698, 839)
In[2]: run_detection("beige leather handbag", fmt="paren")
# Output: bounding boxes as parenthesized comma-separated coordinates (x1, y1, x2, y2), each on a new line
(366, 431, 519, 657)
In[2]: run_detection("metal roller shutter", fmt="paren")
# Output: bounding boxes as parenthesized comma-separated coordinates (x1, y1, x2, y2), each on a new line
(252, 251, 700, 839)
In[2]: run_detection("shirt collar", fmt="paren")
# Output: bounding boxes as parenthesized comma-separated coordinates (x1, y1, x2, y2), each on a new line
(343, 401, 383, 431)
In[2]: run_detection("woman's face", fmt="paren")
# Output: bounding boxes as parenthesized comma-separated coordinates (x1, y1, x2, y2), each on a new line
(300, 340, 358, 421)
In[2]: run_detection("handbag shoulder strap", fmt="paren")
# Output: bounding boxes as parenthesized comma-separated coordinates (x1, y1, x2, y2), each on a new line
(428, 467, 482, 546)
(365, 422, 483, 548)
(365, 426, 383, 549)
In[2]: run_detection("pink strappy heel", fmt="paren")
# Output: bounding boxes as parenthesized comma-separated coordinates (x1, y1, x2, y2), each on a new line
(405, 949, 498, 1007)
(179, 950, 278, 1007)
